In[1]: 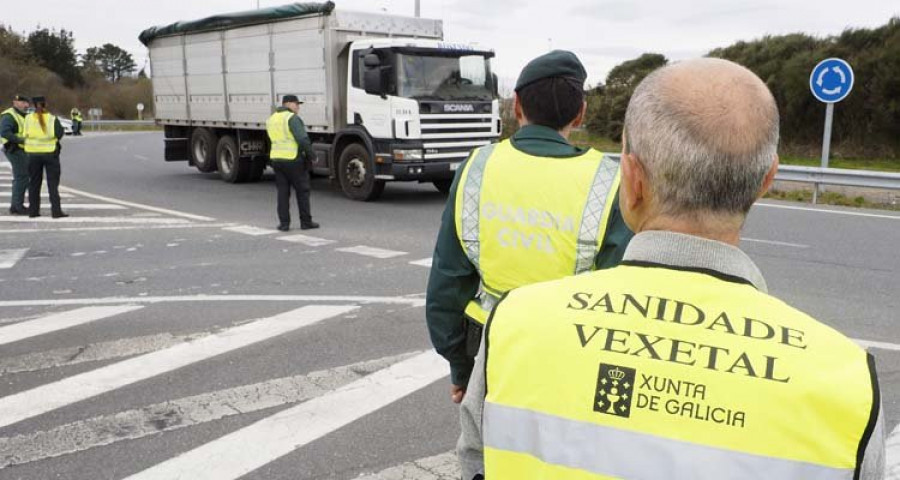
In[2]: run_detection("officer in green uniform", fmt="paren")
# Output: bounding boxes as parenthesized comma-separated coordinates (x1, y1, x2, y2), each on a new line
(266, 95, 318, 231)
(1, 95, 31, 215)
(426, 51, 633, 403)
(70, 107, 83, 136)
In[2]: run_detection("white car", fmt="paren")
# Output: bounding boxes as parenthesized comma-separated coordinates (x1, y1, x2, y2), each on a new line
(59, 117, 74, 135)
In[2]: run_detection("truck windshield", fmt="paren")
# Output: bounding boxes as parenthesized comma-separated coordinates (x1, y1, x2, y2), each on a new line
(396, 54, 494, 102)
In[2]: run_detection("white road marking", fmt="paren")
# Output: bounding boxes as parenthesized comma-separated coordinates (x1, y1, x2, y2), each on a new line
(59, 186, 215, 221)
(0, 306, 143, 347)
(0, 222, 238, 234)
(223, 225, 278, 236)
(741, 237, 809, 249)
(22, 203, 128, 210)
(854, 338, 900, 352)
(134, 154, 149, 160)
(0, 191, 75, 198)
(125, 351, 446, 480)
(0, 353, 414, 468)
(409, 258, 433, 268)
(0, 216, 190, 224)
(887, 424, 900, 480)
(0, 294, 425, 308)
(277, 233, 336, 247)
(0, 305, 357, 430)
(0, 248, 28, 269)
(756, 202, 900, 220)
(337, 245, 408, 259)
(356, 452, 459, 480)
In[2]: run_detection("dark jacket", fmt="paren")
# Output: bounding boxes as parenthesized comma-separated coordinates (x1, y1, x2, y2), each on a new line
(0, 108, 27, 153)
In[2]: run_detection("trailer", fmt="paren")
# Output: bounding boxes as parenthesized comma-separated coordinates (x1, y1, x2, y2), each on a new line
(140, 2, 501, 200)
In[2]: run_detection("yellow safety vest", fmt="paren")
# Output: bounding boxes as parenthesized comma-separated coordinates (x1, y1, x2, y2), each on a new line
(454, 140, 621, 324)
(0, 108, 25, 146)
(23, 113, 59, 154)
(483, 263, 879, 479)
(71, 110, 83, 122)
(266, 110, 299, 161)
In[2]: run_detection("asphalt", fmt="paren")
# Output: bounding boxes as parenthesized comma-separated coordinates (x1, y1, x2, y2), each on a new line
(0, 131, 898, 479)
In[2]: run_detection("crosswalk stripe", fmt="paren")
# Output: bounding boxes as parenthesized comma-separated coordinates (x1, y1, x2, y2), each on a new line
(23, 203, 128, 210)
(125, 350, 446, 480)
(0, 353, 414, 469)
(0, 216, 190, 224)
(0, 191, 75, 198)
(0, 248, 28, 269)
(337, 245, 408, 259)
(854, 338, 900, 352)
(59, 186, 215, 221)
(0, 306, 143, 346)
(277, 233, 336, 247)
(356, 452, 459, 480)
(409, 258, 433, 268)
(222, 225, 278, 236)
(0, 305, 357, 430)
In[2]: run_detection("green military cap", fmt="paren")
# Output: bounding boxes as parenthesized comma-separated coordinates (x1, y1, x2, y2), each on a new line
(13, 95, 30, 103)
(514, 50, 588, 92)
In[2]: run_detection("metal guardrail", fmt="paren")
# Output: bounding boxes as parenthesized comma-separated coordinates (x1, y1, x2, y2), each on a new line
(83, 120, 156, 126)
(775, 165, 900, 190)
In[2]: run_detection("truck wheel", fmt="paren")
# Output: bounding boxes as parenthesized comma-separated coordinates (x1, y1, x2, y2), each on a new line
(338, 143, 385, 201)
(433, 179, 453, 194)
(190, 128, 218, 173)
(248, 158, 266, 182)
(216, 135, 250, 183)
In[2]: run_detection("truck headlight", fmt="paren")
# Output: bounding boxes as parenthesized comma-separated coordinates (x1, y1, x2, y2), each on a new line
(393, 149, 424, 162)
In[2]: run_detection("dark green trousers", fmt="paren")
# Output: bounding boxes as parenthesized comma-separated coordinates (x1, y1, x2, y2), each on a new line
(2, 147, 29, 210)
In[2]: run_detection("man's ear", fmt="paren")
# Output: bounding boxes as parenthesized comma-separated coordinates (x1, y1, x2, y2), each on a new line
(620, 152, 645, 211)
(758, 155, 779, 199)
(513, 93, 525, 126)
(570, 100, 587, 129)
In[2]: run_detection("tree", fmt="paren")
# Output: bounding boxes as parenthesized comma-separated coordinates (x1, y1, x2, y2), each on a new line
(585, 53, 668, 141)
(27, 27, 81, 87)
(82, 43, 137, 82)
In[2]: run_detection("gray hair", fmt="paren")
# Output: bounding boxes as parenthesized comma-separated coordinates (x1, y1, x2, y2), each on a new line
(624, 58, 780, 216)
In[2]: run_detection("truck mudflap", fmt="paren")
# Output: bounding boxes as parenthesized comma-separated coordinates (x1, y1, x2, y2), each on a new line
(164, 138, 190, 162)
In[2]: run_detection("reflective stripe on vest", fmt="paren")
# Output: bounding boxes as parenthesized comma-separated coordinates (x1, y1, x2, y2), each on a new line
(266, 111, 299, 161)
(484, 264, 878, 479)
(454, 140, 620, 324)
(23, 113, 58, 154)
(1, 108, 25, 146)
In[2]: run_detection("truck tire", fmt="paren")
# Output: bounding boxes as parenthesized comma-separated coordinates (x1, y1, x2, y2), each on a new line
(433, 179, 453, 194)
(248, 158, 267, 182)
(216, 135, 250, 183)
(337, 143, 385, 201)
(190, 128, 218, 173)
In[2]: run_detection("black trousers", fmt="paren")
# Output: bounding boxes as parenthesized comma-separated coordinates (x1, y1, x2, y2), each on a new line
(272, 160, 312, 226)
(28, 153, 62, 215)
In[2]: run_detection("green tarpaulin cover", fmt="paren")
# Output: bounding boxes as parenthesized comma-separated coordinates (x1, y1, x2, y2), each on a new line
(139, 2, 335, 46)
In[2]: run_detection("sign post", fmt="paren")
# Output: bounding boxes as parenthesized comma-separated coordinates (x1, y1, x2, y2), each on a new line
(809, 58, 854, 203)
(137, 103, 145, 121)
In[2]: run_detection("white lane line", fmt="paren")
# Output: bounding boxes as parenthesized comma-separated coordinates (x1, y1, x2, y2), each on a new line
(756, 202, 900, 220)
(59, 186, 215, 221)
(0, 332, 209, 376)
(23, 204, 128, 210)
(0, 306, 143, 347)
(0, 248, 28, 269)
(0, 216, 190, 224)
(0, 353, 415, 469)
(0, 294, 425, 308)
(134, 154, 149, 160)
(337, 245, 408, 259)
(277, 233, 336, 247)
(854, 338, 900, 352)
(125, 351, 446, 480)
(0, 222, 237, 234)
(0, 191, 75, 198)
(409, 258, 433, 268)
(356, 452, 459, 480)
(741, 237, 809, 249)
(222, 225, 278, 236)
(0, 305, 357, 430)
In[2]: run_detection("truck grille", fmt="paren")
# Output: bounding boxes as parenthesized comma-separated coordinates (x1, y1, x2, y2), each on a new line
(420, 114, 495, 162)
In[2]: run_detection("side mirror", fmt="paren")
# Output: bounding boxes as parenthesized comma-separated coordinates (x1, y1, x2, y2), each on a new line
(364, 67, 391, 98)
(364, 54, 381, 68)
(492, 73, 499, 98)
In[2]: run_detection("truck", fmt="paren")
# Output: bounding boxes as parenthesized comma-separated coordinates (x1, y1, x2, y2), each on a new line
(139, 2, 501, 201)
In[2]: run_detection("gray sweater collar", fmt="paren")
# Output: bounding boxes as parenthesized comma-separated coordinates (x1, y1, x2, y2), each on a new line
(622, 231, 768, 293)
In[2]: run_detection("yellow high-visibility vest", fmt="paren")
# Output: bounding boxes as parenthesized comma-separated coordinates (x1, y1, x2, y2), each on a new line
(484, 263, 879, 479)
(0, 108, 25, 146)
(266, 110, 299, 161)
(71, 110, 83, 122)
(454, 140, 621, 324)
(23, 113, 59, 154)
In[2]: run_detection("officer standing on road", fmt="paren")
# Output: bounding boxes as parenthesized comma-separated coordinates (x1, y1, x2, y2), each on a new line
(266, 94, 318, 231)
(24, 95, 67, 218)
(426, 50, 633, 404)
(1, 95, 31, 215)
(70, 107, 83, 136)
(458, 58, 885, 479)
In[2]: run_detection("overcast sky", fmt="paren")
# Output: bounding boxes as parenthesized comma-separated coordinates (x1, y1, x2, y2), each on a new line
(4, 0, 898, 90)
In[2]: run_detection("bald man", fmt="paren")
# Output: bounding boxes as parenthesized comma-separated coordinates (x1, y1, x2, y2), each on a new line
(457, 58, 885, 480)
